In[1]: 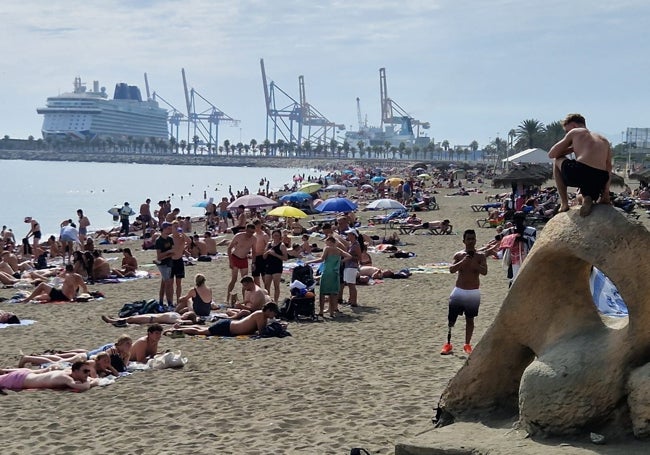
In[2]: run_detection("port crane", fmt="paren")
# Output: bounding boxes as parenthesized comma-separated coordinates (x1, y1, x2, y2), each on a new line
(181, 68, 240, 152)
(260, 58, 344, 149)
(379, 67, 430, 138)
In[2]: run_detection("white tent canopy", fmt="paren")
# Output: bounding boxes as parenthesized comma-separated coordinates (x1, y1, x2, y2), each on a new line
(502, 148, 551, 164)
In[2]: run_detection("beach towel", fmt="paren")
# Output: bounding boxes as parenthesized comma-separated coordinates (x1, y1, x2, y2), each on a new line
(95, 270, 153, 284)
(409, 263, 451, 274)
(0, 319, 35, 329)
(590, 267, 628, 317)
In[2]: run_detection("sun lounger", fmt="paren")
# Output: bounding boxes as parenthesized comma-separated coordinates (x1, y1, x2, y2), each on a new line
(471, 203, 502, 212)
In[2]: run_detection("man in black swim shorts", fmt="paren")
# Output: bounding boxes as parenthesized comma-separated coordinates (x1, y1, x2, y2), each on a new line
(549, 113, 612, 217)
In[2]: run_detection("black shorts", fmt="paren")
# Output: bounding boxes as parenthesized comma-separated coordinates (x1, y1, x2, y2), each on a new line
(447, 287, 480, 326)
(561, 159, 609, 200)
(231, 226, 245, 235)
(251, 255, 266, 277)
(49, 287, 69, 301)
(171, 258, 185, 279)
(33, 230, 42, 240)
(208, 319, 232, 337)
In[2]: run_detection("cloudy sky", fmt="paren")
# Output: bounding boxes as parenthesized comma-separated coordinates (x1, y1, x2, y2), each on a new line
(2, 0, 649, 148)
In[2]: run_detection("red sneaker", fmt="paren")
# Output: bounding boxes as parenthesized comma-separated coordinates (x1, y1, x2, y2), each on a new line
(440, 343, 453, 355)
(463, 344, 473, 354)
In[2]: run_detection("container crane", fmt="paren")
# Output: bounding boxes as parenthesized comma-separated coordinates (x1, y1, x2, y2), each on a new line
(379, 67, 430, 138)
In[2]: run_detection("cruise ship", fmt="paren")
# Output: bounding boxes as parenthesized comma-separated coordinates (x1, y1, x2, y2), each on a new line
(37, 77, 169, 141)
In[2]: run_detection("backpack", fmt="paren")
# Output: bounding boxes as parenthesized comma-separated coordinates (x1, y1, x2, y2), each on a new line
(291, 264, 315, 289)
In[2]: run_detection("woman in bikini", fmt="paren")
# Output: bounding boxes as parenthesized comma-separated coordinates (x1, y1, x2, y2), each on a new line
(176, 273, 215, 318)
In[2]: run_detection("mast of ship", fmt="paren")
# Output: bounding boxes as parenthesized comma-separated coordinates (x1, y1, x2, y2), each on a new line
(144, 72, 151, 101)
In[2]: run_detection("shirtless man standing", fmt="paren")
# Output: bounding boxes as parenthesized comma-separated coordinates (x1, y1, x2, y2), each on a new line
(548, 113, 612, 216)
(140, 199, 153, 229)
(0, 361, 98, 392)
(170, 224, 189, 304)
(77, 209, 91, 243)
(165, 302, 279, 338)
(441, 229, 488, 356)
(129, 324, 164, 363)
(226, 223, 256, 302)
(24, 217, 41, 254)
(251, 219, 270, 286)
(19, 263, 88, 302)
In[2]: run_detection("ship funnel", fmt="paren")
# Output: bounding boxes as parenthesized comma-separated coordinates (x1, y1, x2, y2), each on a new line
(93, 81, 99, 93)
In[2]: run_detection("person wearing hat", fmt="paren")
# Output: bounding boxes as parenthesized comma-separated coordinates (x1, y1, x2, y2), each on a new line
(119, 202, 133, 236)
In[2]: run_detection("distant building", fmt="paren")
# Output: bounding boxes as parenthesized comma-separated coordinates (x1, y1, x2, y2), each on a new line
(625, 128, 650, 155)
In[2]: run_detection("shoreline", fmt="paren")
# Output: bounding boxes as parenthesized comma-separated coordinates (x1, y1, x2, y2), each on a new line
(0, 148, 411, 170)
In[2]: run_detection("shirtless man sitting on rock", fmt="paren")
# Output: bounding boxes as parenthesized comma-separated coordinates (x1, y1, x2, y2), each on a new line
(19, 264, 88, 302)
(0, 361, 99, 393)
(548, 113, 612, 216)
(164, 302, 279, 338)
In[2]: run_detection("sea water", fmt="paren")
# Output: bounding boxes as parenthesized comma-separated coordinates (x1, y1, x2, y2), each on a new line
(1, 160, 318, 237)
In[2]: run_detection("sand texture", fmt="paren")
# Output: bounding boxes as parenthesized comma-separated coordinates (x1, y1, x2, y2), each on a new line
(2, 181, 649, 455)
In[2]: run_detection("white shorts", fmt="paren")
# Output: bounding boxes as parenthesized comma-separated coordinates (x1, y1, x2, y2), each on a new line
(343, 267, 358, 284)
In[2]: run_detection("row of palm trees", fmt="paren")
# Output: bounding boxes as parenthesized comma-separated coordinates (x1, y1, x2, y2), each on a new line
(0, 118, 580, 162)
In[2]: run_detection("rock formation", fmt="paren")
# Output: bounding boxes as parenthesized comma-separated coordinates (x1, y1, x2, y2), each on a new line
(436, 205, 650, 438)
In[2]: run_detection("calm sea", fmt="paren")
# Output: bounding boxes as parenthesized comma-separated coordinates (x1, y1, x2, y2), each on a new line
(2, 160, 317, 237)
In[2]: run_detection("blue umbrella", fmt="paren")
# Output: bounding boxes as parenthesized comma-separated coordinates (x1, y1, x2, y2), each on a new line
(279, 191, 312, 203)
(315, 197, 358, 213)
(342, 169, 355, 175)
(192, 200, 209, 208)
(371, 176, 386, 183)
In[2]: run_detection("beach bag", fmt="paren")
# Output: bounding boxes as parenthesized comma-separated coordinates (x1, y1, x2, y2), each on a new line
(259, 321, 292, 338)
(280, 298, 296, 320)
(197, 255, 212, 262)
(147, 350, 187, 369)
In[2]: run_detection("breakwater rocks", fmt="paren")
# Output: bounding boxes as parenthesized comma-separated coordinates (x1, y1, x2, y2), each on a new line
(0, 148, 400, 170)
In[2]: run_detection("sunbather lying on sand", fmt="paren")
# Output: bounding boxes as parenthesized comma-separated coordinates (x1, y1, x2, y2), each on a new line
(18, 351, 118, 377)
(101, 312, 197, 326)
(163, 302, 279, 337)
(0, 361, 99, 392)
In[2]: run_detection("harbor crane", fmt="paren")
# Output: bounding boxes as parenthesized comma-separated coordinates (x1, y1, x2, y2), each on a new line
(298, 75, 345, 146)
(260, 58, 344, 149)
(379, 67, 430, 138)
(181, 68, 240, 152)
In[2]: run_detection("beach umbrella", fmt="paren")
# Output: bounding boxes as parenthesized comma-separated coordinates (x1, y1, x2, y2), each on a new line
(349, 176, 360, 181)
(608, 172, 625, 187)
(387, 177, 403, 187)
(227, 194, 278, 209)
(342, 169, 355, 175)
(324, 184, 348, 192)
(417, 173, 432, 180)
(411, 162, 428, 170)
(279, 191, 312, 203)
(267, 206, 308, 219)
(192, 200, 209, 208)
(366, 198, 407, 211)
(360, 184, 375, 192)
(315, 197, 358, 213)
(299, 182, 322, 193)
(366, 198, 407, 235)
(371, 176, 386, 183)
(492, 163, 553, 188)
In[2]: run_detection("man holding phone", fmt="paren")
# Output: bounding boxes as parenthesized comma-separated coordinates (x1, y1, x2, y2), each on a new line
(440, 229, 488, 355)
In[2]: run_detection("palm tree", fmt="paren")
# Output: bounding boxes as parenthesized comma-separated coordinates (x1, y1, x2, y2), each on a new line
(249, 139, 257, 156)
(515, 119, 545, 150)
(542, 121, 565, 150)
(179, 140, 187, 154)
(223, 139, 231, 156)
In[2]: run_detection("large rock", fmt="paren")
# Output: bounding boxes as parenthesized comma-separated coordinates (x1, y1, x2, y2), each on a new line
(436, 205, 650, 438)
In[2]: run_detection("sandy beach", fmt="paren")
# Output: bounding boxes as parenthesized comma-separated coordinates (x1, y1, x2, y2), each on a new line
(1, 179, 649, 455)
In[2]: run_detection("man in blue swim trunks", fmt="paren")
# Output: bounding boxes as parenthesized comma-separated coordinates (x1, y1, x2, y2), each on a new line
(164, 302, 279, 337)
(549, 113, 612, 217)
(441, 229, 487, 356)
